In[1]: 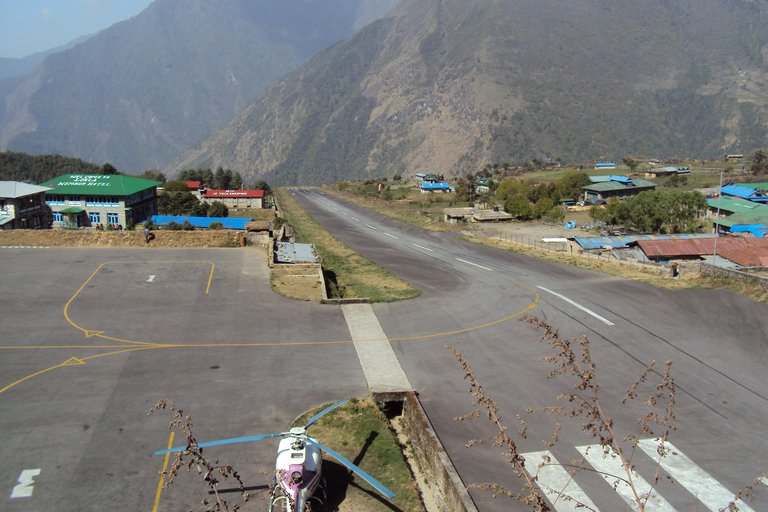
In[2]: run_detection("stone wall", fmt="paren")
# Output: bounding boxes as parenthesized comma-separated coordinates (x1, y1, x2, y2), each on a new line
(373, 391, 478, 512)
(701, 262, 768, 286)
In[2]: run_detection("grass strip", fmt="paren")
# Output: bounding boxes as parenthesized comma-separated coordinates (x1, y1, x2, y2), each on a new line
(292, 398, 423, 512)
(275, 188, 420, 302)
(464, 236, 768, 303)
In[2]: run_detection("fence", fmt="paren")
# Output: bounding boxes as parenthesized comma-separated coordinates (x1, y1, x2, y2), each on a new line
(492, 233, 669, 273)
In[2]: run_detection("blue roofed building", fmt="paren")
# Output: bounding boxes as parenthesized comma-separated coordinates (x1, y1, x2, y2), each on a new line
(720, 184, 768, 204)
(420, 182, 454, 193)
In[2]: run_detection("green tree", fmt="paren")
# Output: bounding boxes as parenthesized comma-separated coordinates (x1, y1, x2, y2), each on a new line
(748, 148, 768, 174)
(533, 197, 555, 219)
(556, 172, 592, 202)
(231, 172, 243, 190)
(505, 196, 534, 220)
(158, 192, 200, 215)
(496, 179, 530, 203)
(213, 167, 226, 189)
(208, 201, 228, 218)
(99, 162, 119, 175)
(252, 179, 271, 193)
(163, 180, 191, 192)
(190, 202, 210, 217)
(623, 157, 639, 173)
(139, 170, 166, 182)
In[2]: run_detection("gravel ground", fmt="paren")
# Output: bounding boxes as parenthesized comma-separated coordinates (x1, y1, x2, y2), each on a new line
(467, 221, 596, 240)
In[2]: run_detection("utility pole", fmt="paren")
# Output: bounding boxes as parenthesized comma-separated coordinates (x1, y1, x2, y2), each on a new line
(713, 171, 723, 258)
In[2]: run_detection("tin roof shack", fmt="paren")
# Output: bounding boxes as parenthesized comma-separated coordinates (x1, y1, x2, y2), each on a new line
(420, 182, 454, 193)
(583, 177, 657, 202)
(203, 189, 264, 208)
(0, 181, 52, 230)
(443, 206, 512, 224)
(720, 184, 768, 204)
(275, 242, 319, 264)
(636, 237, 768, 263)
(41, 174, 160, 228)
(708, 196, 768, 233)
(645, 166, 691, 179)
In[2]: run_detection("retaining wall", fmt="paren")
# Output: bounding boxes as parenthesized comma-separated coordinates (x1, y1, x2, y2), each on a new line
(373, 391, 478, 512)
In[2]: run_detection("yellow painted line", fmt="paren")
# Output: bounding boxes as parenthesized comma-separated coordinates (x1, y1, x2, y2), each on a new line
(152, 431, 175, 512)
(63, 260, 215, 343)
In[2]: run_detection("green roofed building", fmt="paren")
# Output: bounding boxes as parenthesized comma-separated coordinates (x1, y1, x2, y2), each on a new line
(40, 174, 160, 229)
(583, 177, 657, 202)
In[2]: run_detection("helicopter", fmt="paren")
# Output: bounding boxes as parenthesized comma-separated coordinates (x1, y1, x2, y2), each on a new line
(155, 399, 395, 511)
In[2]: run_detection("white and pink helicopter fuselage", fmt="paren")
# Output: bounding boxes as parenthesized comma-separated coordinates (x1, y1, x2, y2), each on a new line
(270, 427, 326, 512)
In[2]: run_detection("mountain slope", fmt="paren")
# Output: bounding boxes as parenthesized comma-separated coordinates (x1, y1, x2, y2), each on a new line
(0, 35, 92, 82)
(0, 0, 401, 174)
(165, 0, 768, 186)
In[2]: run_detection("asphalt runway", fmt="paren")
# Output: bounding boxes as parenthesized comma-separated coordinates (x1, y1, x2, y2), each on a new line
(2, 192, 767, 512)
(289, 188, 768, 512)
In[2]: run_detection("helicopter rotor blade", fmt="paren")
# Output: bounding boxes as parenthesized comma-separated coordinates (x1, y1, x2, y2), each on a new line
(304, 438, 395, 499)
(154, 433, 283, 456)
(304, 399, 349, 428)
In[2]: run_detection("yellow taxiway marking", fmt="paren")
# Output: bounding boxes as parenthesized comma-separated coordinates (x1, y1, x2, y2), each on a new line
(152, 431, 175, 512)
(63, 260, 215, 344)
(1, 259, 539, 397)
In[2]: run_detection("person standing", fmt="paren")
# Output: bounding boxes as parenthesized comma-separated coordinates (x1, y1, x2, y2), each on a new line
(144, 226, 151, 244)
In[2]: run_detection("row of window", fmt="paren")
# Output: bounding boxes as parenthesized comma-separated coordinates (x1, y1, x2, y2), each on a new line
(53, 212, 119, 224)
(47, 196, 121, 206)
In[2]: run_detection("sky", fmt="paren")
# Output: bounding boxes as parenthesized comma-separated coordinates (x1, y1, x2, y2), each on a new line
(0, 0, 154, 58)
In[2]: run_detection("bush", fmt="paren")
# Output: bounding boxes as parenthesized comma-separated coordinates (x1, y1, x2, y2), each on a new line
(126, 218, 136, 231)
(182, 220, 195, 231)
(208, 201, 228, 217)
(165, 221, 182, 230)
(208, 222, 224, 230)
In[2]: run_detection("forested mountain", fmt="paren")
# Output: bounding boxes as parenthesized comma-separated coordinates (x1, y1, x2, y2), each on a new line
(0, 0, 401, 174)
(0, 152, 99, 183)
(165, 0, 768, 186)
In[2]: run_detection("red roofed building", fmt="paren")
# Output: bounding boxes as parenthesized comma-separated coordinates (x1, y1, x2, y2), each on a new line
(203, 189, 264, 208)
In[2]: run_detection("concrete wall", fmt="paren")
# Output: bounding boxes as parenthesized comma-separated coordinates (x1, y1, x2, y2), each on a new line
(373, 391, 478, 512)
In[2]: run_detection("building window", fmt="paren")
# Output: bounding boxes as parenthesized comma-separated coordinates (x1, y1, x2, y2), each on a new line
(47, 195, 66, 205)
(53, 212, 63, 223)
(89, 212, 101, 225)
(107, 213, 119, 225)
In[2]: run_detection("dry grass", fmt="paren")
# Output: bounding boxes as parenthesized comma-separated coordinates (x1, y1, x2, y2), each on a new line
(275, 188, 420, 302)
(269, 264, 323, 302)
(467, 237, 768, 303)
(292, 398, 423, 512)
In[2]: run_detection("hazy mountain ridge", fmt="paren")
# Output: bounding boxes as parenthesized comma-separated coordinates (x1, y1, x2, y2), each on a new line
(0, 35, 93, 82)
(165, 0, 768, 186)
(0, 0, 401, 174)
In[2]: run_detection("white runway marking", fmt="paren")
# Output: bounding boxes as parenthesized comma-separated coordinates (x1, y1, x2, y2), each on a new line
(384, 233, 399, 239)
(10, 469, 40, 498)
(146, 275, 156, 283)
(411, 243, 433, 252)
(455, 257, 492, 271)
(352, 217, 360, 222)
(341, 211, 348, 215)
(637, 440, 755, 512)
(522, 451, 598, 512)
(537, 287, 614, 325)
(577, 445, 675, 511)
(365, 224, 377, 230)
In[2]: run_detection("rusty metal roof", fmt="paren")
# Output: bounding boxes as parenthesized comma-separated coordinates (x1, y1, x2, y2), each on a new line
(719, 246, 768, 267)
(637, 237, 768, 259)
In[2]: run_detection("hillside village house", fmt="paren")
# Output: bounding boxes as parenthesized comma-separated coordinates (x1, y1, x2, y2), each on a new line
(41, 174, 160, 228)
(0, 181, 52, 230)
(583, 175, 657, 202)
(202, 189, 264, 208)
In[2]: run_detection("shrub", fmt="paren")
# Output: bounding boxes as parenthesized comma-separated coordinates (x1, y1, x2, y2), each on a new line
(165, 221, 182, 230)
(182, 220, 195, 231)
(208, 222, 224, 230)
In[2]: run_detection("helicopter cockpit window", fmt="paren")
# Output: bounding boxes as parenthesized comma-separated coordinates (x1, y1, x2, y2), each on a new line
(290, 471, 303, 485)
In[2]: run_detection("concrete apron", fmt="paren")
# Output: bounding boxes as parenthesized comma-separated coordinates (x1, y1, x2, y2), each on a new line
(341, 303, 413, 393)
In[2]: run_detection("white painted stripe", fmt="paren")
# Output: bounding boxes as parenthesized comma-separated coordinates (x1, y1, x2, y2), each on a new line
(522, 451, 600, 512)
(537, 287, 615, 326)
(384, 233, 399, 239)
(577, 445, 675, 512)
(341, 211, 348, 216)
(352, 217, 360, 222)
(146, 275, 156, 283)
(341, 304, 412, 393)
(411, 243, 433, 252)
(333, 207, 338, 210)
(10, 469, 40, 498)
(365, 224, 377, 230)
(455, 257, 492, 271)
(637, 439, 755, 512)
